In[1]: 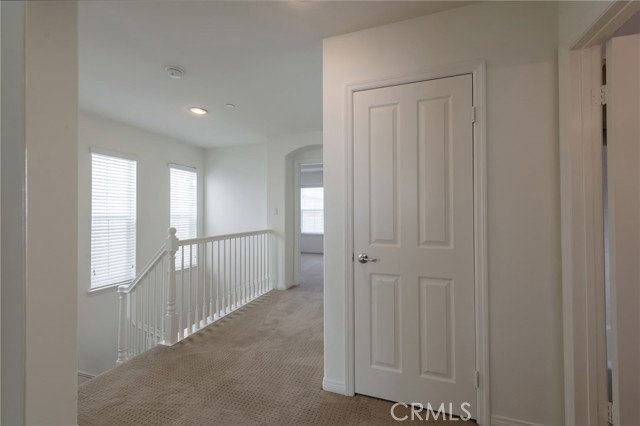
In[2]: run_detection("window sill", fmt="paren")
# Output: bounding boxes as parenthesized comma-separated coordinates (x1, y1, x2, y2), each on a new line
(300, 233, 324, 236)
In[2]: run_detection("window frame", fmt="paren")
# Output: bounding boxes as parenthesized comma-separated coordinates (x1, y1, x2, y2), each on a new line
(170, 163, 198, 270)
(300, 186, 324, 235)
(89, 148, 138, 291)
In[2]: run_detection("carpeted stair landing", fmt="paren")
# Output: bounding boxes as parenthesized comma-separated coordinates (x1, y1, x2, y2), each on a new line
(78, 254, 473, 425)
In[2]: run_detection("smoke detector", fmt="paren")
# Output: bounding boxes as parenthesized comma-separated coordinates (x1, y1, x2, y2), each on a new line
(164, 66, 184, 79)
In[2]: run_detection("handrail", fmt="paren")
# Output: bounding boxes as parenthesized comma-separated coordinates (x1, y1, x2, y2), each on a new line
(178, 229, 272, 246)
(118, 244, 167, 294)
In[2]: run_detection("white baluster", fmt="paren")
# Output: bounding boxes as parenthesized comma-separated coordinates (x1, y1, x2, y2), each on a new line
(161, 256, 166, 342)
(253, 235, 257, 298)
(222, 239, 226, 314)
(128, 292, 133, 359)
(237, 238, 241, 305)
(259, 234, 263, 294)
(145, 276, 150, 350)
(116, 286, 128, 365)
(180, 246, 185, 339)
(202, 242, 207, 325)
(255, 235, 258, 295)
(209, 241, 214, 323)
(231, 238, 235, 309)
(154, 265, 159, 343)
(235, 238, 239, 307)
(239, 238, 243, 306)
(222, 240, 231, 314)
(188, 244, 192, 334)
(258, 234, 262, 294)
(200, 242, 205, 327)
(243, 237, 247, 304)
(165, 227, 179, 345)
(152, 267, 156, 344)
(136, 291, 140, 355)
(216, 241, 220, 319)
(199, 242, 204, 327)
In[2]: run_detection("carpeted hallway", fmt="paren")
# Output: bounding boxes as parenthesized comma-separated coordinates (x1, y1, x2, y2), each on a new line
(78, 254, 472, 425)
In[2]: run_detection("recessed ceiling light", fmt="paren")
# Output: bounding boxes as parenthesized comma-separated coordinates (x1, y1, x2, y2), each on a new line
(189, 107, 208, 115)
(164, 66, 184, 79)
(225, 103, 236, 109)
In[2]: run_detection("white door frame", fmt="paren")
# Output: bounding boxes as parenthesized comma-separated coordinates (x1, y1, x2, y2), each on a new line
(343, 61, 489, 425)
(562, 2, 640, 425)
(293, 159, 323, 285)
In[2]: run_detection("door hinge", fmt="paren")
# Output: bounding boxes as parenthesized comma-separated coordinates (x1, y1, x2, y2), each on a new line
(473, 370, 480, 389)
(352, 253, 355, 262)
(593, 85, 608, 105)
(471, 106, 476, 123)
(607, 401, 613, 424)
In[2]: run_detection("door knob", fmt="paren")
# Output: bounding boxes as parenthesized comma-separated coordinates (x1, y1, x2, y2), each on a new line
(357, 253, 378, 264)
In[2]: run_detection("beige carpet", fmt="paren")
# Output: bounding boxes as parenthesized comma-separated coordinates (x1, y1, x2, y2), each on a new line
(78, 254, 474, 425)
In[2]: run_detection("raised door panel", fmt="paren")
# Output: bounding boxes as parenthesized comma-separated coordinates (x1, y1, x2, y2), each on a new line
(418, 98, 451, 248)
(370, 274, 401, 372)
(419, 277, 454, 381)
(369, 105, 399, 246)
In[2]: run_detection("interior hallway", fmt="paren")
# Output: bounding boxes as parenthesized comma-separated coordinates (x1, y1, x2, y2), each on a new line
(78, 254, 473, 425)
(299, 253, 324, 290)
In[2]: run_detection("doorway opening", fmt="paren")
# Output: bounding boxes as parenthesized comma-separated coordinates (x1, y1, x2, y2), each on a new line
(297, 163, 324, 291)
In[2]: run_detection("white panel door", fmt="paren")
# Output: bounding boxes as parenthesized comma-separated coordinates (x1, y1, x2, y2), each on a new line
(606, 33, 640, 426)
(354, 75, 476, 417)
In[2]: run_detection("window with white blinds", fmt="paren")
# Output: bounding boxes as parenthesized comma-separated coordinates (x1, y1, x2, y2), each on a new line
(301, 187, 324, 234)
(91, 152, 137, 289)
(170, 165, 198, 269)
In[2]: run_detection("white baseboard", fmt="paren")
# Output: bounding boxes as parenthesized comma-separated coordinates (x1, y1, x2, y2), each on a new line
(491, 415, 546, 426)
(322, 377, 346, 395)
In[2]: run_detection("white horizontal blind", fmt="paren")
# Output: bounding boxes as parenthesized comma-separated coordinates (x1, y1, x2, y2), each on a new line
(171, 166, 198, 269)
(91, 153, 137, 289)
(301, 187, 324, 234)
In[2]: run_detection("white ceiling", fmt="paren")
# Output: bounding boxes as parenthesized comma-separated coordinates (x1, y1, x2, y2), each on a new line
(79, 1, 475, 148)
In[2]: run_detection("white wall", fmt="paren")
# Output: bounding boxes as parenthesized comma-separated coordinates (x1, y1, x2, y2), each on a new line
(204, 144, 267, 236)
(323, 3, 562, 425)
(23, 2, 79, 424)
(77, 111, 204, 376)
(266, 132, 322, 289)
(300, 234, 323, 254)
(1, 2, 25, 423)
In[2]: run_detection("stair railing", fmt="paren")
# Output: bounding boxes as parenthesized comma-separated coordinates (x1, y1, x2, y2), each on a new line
(117, 227, 271, 364)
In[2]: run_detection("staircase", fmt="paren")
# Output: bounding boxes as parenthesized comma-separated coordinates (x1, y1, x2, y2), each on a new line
(116, 227, 272, 364)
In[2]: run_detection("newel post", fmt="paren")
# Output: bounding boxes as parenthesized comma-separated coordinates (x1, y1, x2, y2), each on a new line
(165, 227, 180, 345)
(116, 285, 128, 365)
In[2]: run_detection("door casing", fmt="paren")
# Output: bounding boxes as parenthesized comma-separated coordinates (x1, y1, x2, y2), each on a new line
(563, 2, 640, 424)
(343, 61, 488, 425)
